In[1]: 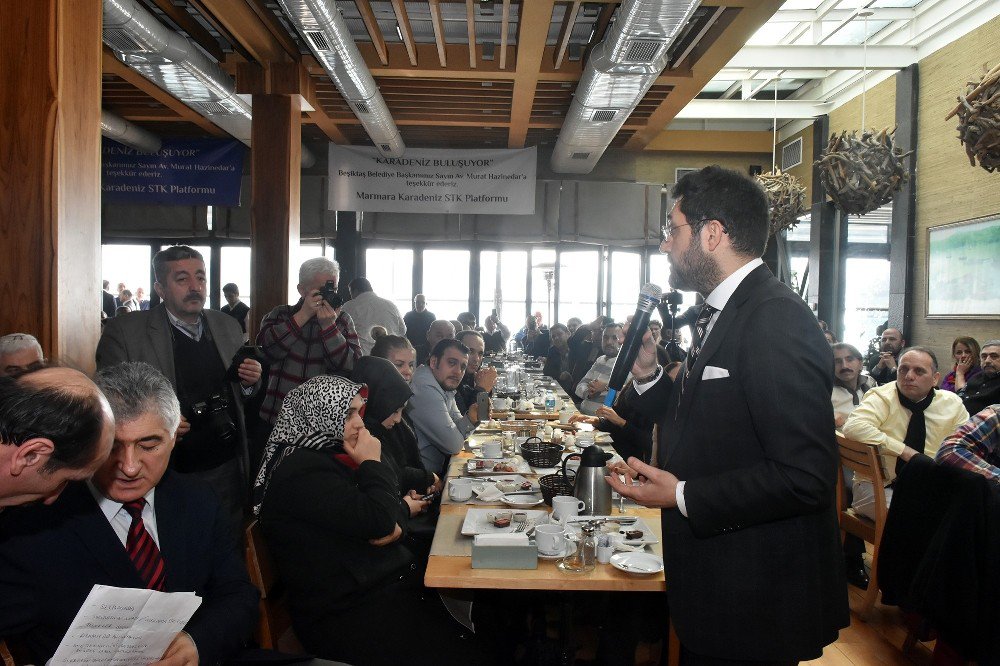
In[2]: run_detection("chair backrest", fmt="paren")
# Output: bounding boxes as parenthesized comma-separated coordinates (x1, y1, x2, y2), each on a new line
(1, 640, 15, 666)
(835, 432, 890, 525)
(245, 519, 288, 649)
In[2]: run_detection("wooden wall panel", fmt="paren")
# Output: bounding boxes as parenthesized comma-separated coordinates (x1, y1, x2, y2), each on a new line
(0, 0, 102, 372)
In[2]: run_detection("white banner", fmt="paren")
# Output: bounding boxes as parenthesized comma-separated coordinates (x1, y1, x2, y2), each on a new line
(329, 145, 536, 214)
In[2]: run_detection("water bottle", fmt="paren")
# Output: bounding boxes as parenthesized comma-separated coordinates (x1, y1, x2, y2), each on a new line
(545, 390, 556, 412)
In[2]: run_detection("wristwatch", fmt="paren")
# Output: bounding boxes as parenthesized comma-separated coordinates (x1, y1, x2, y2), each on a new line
(634, 365, 661, 384)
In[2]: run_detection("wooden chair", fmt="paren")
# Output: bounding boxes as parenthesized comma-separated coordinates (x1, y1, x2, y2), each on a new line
(835, 432, 890, 617)
(0, 640, 16, 666)
(244, 519, 302, 653)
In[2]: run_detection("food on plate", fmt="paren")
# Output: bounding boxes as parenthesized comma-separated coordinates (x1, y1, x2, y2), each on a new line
(520, 480, 533, 490)
(623, 529, 644, 541)
(489, 511, 513, 528)
(492, 461, 518, 473)
(496, 480, 519, 493)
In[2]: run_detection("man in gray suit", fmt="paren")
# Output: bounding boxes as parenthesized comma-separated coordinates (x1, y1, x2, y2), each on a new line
(96, 246, 261, 538)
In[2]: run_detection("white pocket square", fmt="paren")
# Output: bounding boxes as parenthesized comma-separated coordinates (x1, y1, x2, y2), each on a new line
(702, 366, 730, 380)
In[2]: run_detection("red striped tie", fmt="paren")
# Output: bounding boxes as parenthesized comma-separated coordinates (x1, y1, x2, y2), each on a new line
(123, 499, 166, 591)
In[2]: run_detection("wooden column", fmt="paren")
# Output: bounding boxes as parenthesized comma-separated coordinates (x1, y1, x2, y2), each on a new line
(0, 0, 102, 371)
(243, 64, 302, 340)
(888, 64, 919, 338)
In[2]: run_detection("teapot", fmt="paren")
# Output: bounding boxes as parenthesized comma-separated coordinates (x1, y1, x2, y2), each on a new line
(561, 445, 613, 515)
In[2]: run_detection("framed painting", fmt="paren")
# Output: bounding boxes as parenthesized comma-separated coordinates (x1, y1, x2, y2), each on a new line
(926, 215, 1000, 318)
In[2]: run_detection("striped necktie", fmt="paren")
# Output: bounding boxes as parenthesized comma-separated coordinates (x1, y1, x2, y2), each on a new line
(122, 499, 166, 591)
(686, 303, 719, 372)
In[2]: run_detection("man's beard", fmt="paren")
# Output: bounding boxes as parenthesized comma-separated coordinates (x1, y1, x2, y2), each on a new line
(604, 345, 620, 358)
(668, 239, 723, 296)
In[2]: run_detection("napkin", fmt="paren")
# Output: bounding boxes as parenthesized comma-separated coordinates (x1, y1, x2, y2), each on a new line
(474, 533, 529, 546)
(474, 485, 505, 502)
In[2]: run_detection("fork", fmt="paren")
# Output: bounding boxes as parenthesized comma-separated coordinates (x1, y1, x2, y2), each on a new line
(514, 519, 534, 534)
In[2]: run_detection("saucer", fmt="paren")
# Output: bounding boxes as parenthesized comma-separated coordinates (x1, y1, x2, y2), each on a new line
(537, 541, 577, 560)
(609, 552, 663, 575)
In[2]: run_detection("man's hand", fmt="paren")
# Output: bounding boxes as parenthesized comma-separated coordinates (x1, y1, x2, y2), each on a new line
(595, 405, 625, 427)
(605, 457, 680, 509)
(876, 352, 897, 371)
(569, 414, 599, 426)
(150, 632, 198, 666)
(237, 358, 262, 388)
(369, 523, 402, 546)
(293, 290, 323, 327)
(475, 366, 498, 393)
(586, 379, 607, 398)
(467, 403, 480, 424)
(175, 416, 191, 441)
(316, 300, 340, 330)
(403, 490, 431, 517)
(630, 329, 658, 379)
(834, 412, 848, 429)
(428, 473, 443, 494)
(898, 445, 919, 462)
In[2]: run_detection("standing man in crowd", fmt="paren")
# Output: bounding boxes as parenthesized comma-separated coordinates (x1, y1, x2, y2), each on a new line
(97, 245, 262, 537)
(609, 166, 849, 663)
(0, 362, 258, 665)
(868, 327, 906, 385)
(221, 282, 250, 341)
(102, 280, 117, 319)
(0, 366, 114, 509)
(341, 277, 406, 355)
(0, 334, 44, 377)
(958, 339, 1000, 414)
(135, 287, 150, 311)
(482, 312, 510, 354)
(404, 294, 435, 350)
(257, 258, 361, 425)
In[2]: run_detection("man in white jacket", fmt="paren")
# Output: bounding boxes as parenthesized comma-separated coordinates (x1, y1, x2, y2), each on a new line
(407, 338, 482, 474)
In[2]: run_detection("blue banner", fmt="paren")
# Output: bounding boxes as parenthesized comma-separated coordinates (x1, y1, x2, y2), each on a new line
(102, 137, 245, 206)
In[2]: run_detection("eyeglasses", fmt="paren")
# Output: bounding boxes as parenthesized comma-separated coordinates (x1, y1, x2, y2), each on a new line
(660, 222, 692, 241)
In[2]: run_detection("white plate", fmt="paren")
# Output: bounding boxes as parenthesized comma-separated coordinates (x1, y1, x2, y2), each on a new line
(501, 493, 544, 508)
(465, 458, 532, 476)
(537, 541, 577, 560)
(460, 508, 549, 536)
(565, 517, 659, 546)
(610, 552, 663, 575)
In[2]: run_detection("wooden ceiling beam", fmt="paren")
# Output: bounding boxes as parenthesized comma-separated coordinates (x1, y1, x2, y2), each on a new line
(499, 0, 511, 70)
(356, 0, 389, 66)
(101, 47, 226, 136)
(145, 0, 226, 63)
(508, 1, 558, 147)
(554, 1, 582, 70)
(299, 66, 350, 144)
(465, 0, 477, 69)
(299, 115, 650, 131)
(585, 3, 616, 61)
(188, 0, 295, 65)
(428, 0, 448, 67)
(624, 2, 784, 150)
(390, 0, 418, 66)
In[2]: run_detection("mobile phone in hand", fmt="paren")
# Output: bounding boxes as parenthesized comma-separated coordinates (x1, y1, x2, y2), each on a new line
(476, 391, 491, 422)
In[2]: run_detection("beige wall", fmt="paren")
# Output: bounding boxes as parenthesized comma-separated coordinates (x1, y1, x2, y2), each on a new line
(536, 147, 772, 184)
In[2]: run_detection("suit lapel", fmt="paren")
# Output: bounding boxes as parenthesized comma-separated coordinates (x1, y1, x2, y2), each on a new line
(148, 306, 176, 387)
(663, 265, 773, 464)
(63, 484, 146, 587)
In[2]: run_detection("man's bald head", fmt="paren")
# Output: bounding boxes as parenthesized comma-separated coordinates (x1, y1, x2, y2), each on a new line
(427, 320, 456, 350)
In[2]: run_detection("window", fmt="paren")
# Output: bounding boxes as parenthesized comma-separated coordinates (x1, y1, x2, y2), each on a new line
(479, 250, 528, 331)
(558, 250, 600, 323)
(648, 253, 697, 346)
(220, 246, 252, 308)
(608, 251, 642, 322)
(102, 244, 152, 310)
(529, 248, 557, 326)
(422, 249, 470, 321)
(365, 248, 413, 315)
(159, 244, 213, 308)
(842, 257, 890, 352)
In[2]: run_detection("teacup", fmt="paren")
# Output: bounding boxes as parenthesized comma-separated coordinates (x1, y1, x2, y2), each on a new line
(482, 440, 503, 459)
(558, 409, 574, 424)
(552, 496, 586, 524)
(563, 433, 576, 448)
(535, 524, 568, 556)
(448, 478, 473, 502)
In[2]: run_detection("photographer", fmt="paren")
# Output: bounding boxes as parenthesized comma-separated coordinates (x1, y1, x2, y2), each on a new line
(257, 258, 362, 426)
(96, 245, 262, 539)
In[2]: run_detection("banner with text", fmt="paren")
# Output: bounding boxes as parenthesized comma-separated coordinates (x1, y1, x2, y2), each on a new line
(102, 137, 245, 206)
(329, 145, 536, 214)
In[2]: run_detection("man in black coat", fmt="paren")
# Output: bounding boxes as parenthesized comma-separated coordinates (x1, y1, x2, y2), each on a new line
(0, 362, 258, 665)
(959, 340, 1000, 415)
(611, 166, 849, 664)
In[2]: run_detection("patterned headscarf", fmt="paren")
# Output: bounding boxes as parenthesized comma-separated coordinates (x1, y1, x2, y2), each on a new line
(252, 375, 367, 515)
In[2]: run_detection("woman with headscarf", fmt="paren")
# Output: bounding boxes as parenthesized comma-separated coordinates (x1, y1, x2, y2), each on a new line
(352, 355, 439, 495)
(252, 375, 480, 664)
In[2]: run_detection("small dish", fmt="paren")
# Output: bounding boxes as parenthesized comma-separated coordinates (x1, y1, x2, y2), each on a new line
(609, 552, 663, 575)
(537, 541, 577, 560)
(501, 493, 544, 508)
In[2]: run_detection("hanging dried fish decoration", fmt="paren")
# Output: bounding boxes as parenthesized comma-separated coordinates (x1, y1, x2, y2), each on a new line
(755, 169, 807, 235)
(814, 127, 912, 215)
(945, 62, 1000, 172)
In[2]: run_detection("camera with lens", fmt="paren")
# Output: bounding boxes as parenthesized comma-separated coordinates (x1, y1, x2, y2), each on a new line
(319, 280, 343, 310)
(190, 394, 236, 445)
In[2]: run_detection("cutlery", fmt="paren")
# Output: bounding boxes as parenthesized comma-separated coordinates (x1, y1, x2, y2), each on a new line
(619, 562, 657, 573)
(503, 490, 542, 496)
(566, 516, 638, 524)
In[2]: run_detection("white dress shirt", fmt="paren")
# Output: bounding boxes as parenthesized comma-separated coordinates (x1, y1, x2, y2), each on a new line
(88, 483, 160, 547)
(340, 291, 407, 355)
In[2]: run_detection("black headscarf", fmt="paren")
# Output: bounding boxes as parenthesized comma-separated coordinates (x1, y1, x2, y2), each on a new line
(353, 356, 413, 428)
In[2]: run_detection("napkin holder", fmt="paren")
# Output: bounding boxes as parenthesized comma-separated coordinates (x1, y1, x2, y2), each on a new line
(471, 534, 537, 569)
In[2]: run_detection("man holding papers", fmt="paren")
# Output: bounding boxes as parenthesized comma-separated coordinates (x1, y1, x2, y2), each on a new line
(0, 362, 258, 665)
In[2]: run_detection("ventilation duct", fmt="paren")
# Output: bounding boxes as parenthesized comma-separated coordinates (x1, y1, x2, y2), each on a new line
(103, 0, 253, 145)
(275, 0, 404, 157)
(101, 109, 163, 153)
(550, 0, 701, 173)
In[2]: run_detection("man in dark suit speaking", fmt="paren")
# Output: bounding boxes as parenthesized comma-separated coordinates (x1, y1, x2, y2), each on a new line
(0, 362, 258, 665)
(610, 166, 849, 664)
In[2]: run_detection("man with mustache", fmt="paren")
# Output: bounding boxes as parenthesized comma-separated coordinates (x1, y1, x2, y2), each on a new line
(958, 340, 1000, 415)
(868, 327, 906, 385)
(97, 246, 262, 539)
(574, 323, 624, 415)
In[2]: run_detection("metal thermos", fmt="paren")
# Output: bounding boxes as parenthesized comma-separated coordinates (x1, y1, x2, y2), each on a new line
(561, 445, 613, 515)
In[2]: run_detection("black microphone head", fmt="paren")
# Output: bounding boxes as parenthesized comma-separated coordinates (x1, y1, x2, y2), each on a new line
(637, 283, 662, 313)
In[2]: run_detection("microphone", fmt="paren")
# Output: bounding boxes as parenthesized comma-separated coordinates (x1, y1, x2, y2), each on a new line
(605, 283, 662, 406)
